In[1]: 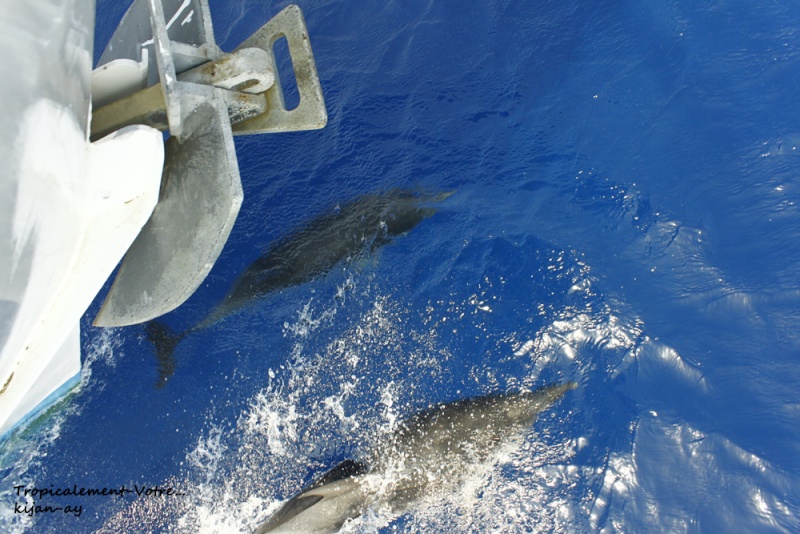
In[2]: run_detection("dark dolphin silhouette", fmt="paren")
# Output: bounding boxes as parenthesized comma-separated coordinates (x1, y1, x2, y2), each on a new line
(253, 382, 577, 533)
(146, 189, 454, 386)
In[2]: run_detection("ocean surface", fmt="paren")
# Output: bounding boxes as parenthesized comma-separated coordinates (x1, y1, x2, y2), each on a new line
(2, 0, 800, 532)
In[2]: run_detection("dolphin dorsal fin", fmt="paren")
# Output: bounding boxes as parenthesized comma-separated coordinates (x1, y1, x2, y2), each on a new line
(313, 459, 368, 487)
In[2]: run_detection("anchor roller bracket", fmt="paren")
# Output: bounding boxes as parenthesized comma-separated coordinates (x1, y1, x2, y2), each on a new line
(92, 2, 327, 327)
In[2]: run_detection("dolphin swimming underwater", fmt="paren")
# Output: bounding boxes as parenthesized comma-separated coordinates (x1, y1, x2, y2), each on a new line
(196, 188, 453, 329)
(145, 189, 453, 386)
(253, 382, 577, 534)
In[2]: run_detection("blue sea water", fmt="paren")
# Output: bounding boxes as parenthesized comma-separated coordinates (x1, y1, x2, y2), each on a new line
(2, 0, 800, 532)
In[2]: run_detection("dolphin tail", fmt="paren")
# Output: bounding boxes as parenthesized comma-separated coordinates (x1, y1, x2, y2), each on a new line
(144, 321, 186, 388)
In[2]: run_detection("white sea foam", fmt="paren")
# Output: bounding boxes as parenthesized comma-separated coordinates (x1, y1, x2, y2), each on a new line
(169, 290, 596, 532)
(95, 247, 683, 533)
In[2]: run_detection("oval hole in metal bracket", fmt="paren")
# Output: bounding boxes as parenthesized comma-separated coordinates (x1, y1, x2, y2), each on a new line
(273, 35, 300, 111)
